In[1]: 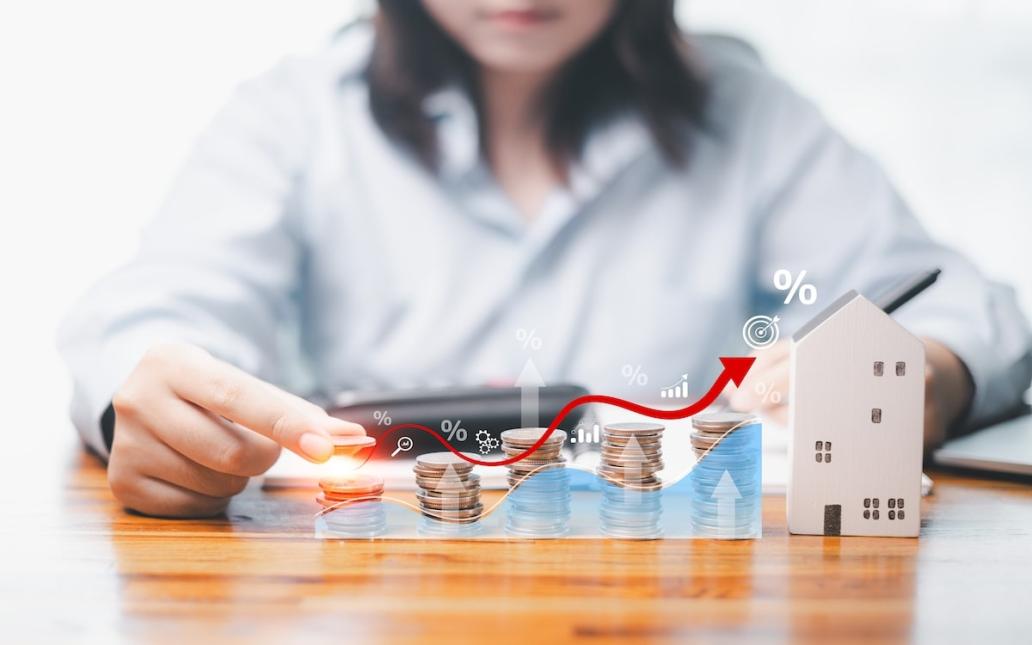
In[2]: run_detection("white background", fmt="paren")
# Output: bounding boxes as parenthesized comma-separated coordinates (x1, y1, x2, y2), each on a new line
(0, 1, 1029, 470)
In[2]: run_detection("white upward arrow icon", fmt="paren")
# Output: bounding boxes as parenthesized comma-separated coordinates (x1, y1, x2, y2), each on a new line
(712, 470, 742, 539)
(434, 463, 466, 513)
(618, 435, 648, 503)
(515, 358, 545, 428)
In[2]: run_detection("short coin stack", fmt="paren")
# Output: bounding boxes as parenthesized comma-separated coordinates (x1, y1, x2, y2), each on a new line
(500, 428, 568, 487)
(598, 422, 665, 485)
(317, 473, 388, 537)
(690, 412, 757, 460)
(414, 452, 483, 529)
(597, 422, 666, 539)
(500, 428, 571, 537)
(689, 412, 762, 538)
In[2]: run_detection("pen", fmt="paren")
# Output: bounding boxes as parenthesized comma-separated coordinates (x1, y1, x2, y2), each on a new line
(875, 268, 942, 315)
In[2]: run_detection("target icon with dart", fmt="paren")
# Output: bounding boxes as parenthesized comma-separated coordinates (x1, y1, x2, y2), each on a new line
(742, 314, 781, 350)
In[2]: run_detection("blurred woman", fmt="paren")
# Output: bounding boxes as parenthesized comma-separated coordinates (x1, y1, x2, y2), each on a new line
(60, 0, 1031, 516)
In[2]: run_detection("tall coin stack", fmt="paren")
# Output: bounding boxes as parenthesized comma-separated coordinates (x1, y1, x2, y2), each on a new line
(317, 474, 388, 538)
(414, 452, 484, 536)
(689, 412, 762, 538)
(500, 428, 572, 537)
(597, 422, 665, 539)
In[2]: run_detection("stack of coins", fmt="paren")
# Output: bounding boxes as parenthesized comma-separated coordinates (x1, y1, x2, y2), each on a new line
(413, 452, 483, 526)
(690, 413, 757, 460)
(598, 422, 665, 485)
(500, 428, 571, 537)
(597, 422, 666, 539)
(689, 412, 762, 538)
(317, 473, 387, 537)
(500, 428, 568, 487)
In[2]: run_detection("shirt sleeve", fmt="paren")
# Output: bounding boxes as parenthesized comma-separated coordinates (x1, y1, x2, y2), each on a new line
(746, 74, 1032, 428)
(57, 59, 315, 459)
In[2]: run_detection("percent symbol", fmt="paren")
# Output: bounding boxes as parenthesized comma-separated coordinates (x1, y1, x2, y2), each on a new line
(441, 419, 468, 441)
(515, 328, 543, 350)
(621, 364, 648, 386)
(373, 410, 392, 426)
(774, 269, 817, 305)
(755, 381, 782, 405)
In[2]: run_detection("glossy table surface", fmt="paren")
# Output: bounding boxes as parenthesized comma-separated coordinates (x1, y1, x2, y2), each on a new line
(3, 442, 1031, 644)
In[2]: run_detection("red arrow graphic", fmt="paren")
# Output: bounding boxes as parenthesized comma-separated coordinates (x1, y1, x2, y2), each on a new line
(355, 357, 755, 469)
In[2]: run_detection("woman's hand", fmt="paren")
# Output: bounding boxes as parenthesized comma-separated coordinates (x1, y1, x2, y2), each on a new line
(726, 338, 974, 453)
(107, 342, 365, 518)
(921, 338, 975, 451)
(726, 341, 791, 426)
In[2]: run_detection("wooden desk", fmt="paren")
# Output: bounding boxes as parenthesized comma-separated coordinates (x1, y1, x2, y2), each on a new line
(3, 444, 1031, 644)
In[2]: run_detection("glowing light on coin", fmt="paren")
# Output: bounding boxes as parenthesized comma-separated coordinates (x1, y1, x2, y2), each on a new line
(742, 314, 781, 350)
(391, 436, 414, 457)
(327, 454, 366, 476)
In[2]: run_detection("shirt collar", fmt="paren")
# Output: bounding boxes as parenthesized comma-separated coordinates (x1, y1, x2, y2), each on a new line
(568, 113, 652, 201)
(422, 87, 654, 193)
(422, 87, 481, 181)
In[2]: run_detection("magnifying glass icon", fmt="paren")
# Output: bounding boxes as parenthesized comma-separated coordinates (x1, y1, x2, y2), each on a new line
(391, 436, 414, 457)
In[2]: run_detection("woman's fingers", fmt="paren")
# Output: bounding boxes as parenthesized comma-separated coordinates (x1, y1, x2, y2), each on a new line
(109, 470, 231, 518)
(146, 343, 366, 462)
(109, 341, 371, 517)
(107, 434, 231, 518)
(144, 396, 281, 477)
(727, 341, 791, 414)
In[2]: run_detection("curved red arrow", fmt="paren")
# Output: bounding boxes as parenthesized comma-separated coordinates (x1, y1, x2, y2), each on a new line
(354, 357, 755, 469)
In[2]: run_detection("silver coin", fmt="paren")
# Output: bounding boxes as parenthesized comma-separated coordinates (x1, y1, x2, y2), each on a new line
(508, 462, 566, 475)
(500, 428, 567, 446)
(415, 452, 478, 471)
(416, 493, 480, 507)
(601, 436, 663, 448)
(604, 422, 664, 436)
(597, 477, 663, 492)
(692, 412, 758, 431)
(601, 453, 664, 463)
(415, 473, 481, 491)
(418, 485, 482, 498)
(422, 504, 484, 521)
(502, 450, 563, 463)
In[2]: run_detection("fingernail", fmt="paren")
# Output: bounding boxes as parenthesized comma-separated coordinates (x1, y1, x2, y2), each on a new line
(324, 417, 365, 435)
(299, 432, 334, 462)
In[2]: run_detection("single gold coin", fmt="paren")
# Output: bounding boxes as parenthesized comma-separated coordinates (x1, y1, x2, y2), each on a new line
(330, 435, 376, 456)
(316, 493, 382, 508)
(318, 473, 385, 494)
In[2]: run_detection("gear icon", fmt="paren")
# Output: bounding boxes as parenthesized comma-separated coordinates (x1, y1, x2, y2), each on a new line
(476, 429, 500, 455)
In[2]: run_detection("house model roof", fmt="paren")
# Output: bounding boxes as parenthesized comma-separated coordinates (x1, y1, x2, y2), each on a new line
(791, 289, 862, 342)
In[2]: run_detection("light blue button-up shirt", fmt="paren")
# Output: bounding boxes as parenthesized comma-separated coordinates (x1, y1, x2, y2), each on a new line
(59, 24, 1032, 458)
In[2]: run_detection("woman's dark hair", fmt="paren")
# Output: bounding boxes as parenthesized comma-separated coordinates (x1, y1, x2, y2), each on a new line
(366, 0, 708, 174)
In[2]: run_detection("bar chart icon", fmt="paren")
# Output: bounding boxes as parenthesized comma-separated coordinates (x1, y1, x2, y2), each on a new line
(660, 374, 689, 399)
(570, 423, 601, 444)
